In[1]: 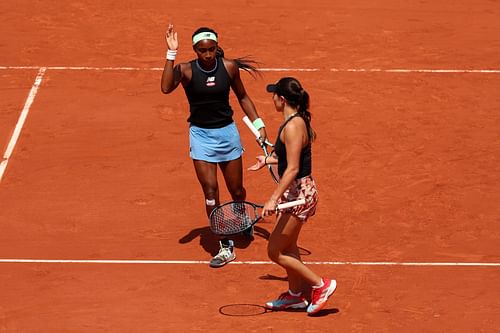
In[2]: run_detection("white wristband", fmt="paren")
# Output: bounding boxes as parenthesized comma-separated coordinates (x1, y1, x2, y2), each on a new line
(166, 49, 177, 61)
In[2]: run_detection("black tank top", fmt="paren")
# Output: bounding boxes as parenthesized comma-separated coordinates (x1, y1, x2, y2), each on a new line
(183, 58, 234, 128)
(274, 114, 312, 179)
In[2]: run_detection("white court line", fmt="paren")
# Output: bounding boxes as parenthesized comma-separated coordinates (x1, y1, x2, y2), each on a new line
(0, 259, 499, 266)
(0, 66, 318, 72)
(1, 65, 500, 73)
(331, 68, 500, 73)
(0, 67, 46, 183)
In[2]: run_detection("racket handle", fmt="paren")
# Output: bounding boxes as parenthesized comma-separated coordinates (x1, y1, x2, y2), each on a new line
(242, 116, 261, 139)
(277, 198, 306, 210)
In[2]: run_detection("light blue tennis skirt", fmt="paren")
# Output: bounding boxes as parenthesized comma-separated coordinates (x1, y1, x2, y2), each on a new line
(189, 122, 243, 162)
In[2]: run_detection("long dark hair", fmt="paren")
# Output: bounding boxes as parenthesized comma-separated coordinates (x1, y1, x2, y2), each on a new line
(192, 27, 260, 76)
(276, 77, 316, 142)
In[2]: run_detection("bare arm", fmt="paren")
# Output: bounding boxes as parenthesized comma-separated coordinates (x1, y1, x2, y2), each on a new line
(225, 59, 268, 141)
(161, 23, 184, 94)
(161, 63, 183, 94)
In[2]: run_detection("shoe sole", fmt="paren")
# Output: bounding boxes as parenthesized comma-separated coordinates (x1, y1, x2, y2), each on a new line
(265, 302, 308, 311)
(307, 280, 337, 315)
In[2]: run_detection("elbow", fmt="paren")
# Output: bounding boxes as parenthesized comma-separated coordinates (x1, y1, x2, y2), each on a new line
(238, 94, 250, 105)
(161, 86, 172, 94)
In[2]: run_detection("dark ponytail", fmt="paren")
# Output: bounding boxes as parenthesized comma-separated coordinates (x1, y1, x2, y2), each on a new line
(297, 89, 316, 142)
(276, 78, 316, 142)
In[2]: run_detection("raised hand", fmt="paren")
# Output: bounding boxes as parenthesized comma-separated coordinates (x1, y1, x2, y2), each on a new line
(165, 23, 178, 50)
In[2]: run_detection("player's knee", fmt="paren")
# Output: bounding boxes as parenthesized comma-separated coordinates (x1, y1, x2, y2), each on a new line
(230, 186, 246, 201)
(267, 244, 280, 262)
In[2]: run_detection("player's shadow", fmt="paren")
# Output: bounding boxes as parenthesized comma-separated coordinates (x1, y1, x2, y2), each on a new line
(259, 274, 288, 281)
(178, 226, 271, 256)
(308, 308, 340, 317)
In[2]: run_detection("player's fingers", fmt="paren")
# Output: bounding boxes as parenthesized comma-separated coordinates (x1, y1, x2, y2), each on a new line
(247, 164, 259, 171)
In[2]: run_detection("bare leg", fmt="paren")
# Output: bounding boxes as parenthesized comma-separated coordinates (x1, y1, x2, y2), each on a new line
(267, 213, 322, 293)
(280, 224, 311, 298)
(193, 159, 236, 268)
(192, 159, 219, 217)
(219, 157, 246, 201)
(220, 157, 254, 237)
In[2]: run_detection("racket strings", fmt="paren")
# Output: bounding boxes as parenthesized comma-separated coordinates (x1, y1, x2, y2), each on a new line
(210, 202, 257, 235)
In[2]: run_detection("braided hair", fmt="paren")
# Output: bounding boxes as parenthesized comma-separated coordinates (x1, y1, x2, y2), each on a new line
(191, 27, 259, 76)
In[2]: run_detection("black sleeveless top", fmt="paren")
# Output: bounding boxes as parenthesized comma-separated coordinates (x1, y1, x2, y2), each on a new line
(274, 114, 312, 179)
(183, 58, 234, 128)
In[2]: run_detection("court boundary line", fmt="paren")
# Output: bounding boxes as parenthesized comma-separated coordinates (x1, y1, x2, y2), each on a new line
(0, 66, 499, 269)
(0, 259, 499, 266)
(1, 67, 498, 266)
(1, 65, 500, 73)
(0, 67, 46, 182)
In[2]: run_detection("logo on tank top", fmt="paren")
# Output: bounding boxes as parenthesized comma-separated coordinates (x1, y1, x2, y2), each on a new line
(206, 76, 216, 87)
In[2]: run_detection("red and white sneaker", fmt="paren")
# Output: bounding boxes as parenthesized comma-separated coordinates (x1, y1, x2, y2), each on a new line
(265, 291, 308, 310)
(307, 279, 337, 315)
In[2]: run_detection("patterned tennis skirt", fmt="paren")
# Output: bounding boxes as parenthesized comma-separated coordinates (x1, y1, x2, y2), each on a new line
(278, 175, 318, 222)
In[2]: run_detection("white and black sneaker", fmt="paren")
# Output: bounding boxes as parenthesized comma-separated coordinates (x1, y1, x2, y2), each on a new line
(209, 240, 235, 268)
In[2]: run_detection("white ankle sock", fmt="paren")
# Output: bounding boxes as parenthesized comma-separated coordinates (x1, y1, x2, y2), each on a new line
(288, 290, 302, 297)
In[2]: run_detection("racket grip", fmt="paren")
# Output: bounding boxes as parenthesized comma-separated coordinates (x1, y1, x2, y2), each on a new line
(242, 116, 261, 139)
(276, 198, 306, 210)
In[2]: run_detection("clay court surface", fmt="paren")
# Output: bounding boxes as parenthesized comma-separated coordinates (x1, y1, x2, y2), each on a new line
(1, 0, 500, 332)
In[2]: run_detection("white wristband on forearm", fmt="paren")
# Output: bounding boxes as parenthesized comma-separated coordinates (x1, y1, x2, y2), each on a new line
(252, 118, 265, 130)
(166, 49, 177, 61)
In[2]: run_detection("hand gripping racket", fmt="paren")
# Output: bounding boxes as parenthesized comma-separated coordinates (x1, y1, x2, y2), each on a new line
(242, 116, 279, 183)
(209, 199, 306, 235)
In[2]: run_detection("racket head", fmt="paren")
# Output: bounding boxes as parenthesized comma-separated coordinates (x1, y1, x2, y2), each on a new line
(209, 201, 262, 235)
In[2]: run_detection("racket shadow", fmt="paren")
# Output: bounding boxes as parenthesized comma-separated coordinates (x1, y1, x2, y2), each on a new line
(219, 303, 339, 317)
(178, 225, 270, 256)
(219, 303, 270, 317)
(219, 304, 310, 317)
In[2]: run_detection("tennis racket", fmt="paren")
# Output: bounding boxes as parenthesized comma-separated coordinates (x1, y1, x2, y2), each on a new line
(242, 116, 280, 183)
(209, 199, 306, 235)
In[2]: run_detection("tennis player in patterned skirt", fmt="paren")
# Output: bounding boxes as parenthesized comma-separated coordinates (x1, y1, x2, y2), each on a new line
(249, 77, 337, 315)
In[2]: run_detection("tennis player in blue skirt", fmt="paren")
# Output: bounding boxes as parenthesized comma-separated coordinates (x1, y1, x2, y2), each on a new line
(161, 24, 267, 267)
